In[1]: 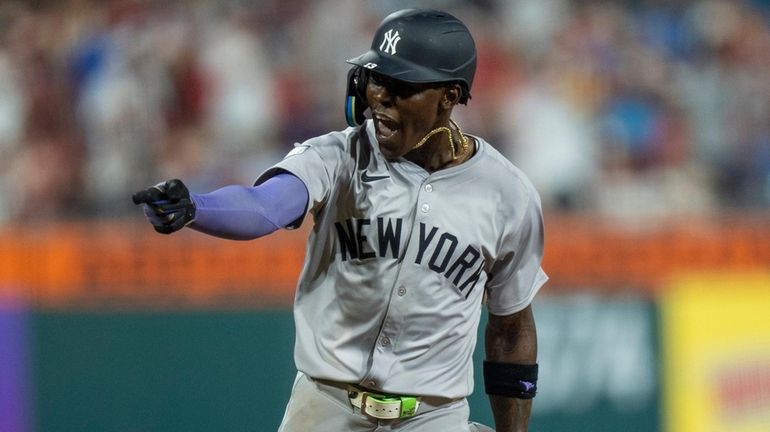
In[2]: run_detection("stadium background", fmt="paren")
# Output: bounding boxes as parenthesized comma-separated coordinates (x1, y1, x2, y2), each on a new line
(1, 0, 769, 431)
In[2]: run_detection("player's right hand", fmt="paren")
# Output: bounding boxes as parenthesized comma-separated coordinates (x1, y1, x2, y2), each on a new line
(132, 179, 196, 234)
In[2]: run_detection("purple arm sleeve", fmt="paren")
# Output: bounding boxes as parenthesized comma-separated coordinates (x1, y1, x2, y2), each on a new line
(188, 173, 308, 240)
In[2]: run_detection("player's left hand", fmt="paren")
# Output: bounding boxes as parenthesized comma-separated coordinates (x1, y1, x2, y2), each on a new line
(132, 179, 196, 234)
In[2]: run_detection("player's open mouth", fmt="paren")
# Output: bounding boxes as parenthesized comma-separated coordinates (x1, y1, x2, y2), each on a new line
(373, 115, 400, 140)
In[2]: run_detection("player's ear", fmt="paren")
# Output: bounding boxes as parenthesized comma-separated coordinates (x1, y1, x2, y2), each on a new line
(441, 84, 462, 110)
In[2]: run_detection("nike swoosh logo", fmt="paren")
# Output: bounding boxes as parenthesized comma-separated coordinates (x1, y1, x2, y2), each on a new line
(361, 170, 390, 182)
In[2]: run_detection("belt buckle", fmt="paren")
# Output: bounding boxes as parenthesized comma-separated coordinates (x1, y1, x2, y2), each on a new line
(361, 392, 419, 420)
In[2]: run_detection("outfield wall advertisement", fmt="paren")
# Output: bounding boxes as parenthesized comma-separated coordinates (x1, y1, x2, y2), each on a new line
(663, 273, 770, 432)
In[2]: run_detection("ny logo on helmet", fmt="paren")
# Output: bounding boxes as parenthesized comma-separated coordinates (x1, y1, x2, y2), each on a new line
(379, 29, 401, 55)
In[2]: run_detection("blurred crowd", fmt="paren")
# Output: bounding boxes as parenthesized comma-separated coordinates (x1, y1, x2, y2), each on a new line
(0, 0, 768, 224)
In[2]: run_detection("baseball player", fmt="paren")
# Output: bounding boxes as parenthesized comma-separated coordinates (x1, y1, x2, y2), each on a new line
(133, 9, 546, 432)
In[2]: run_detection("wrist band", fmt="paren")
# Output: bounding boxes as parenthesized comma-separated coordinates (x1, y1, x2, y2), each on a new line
(483, 361, 538, 399)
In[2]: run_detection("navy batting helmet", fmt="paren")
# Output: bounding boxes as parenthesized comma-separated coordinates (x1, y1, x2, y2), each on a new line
(344, 9, 477, 126)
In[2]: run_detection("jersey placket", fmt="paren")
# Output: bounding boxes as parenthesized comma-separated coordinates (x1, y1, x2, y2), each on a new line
(361, 175, 436, 390)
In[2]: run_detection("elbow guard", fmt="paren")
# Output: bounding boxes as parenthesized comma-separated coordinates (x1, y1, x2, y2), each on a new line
(483, 361, 538, 399)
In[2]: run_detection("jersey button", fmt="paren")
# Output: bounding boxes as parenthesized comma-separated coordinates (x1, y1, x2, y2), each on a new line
(425, 184, 433, 192)
(367, 380, 376, 388)
(380, 336, 391, 346)
(421, 203, 430, 213)
(397, 287, 406, 296)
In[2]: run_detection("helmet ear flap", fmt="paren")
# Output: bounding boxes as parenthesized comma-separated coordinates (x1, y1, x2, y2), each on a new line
(345, 67, 368, 127)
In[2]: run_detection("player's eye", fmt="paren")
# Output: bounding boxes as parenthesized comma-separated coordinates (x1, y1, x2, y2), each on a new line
(393, 83, 423, 98)
(368, 73, 428, 99)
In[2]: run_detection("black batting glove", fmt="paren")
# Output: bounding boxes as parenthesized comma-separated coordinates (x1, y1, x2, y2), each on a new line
(132, 179, 196, 234)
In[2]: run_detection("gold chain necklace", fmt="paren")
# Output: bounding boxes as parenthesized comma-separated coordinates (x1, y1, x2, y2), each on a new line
(412, 119, 469, 161)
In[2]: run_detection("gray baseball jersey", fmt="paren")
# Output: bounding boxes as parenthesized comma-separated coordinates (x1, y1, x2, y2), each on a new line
(256, 120, 547, 399)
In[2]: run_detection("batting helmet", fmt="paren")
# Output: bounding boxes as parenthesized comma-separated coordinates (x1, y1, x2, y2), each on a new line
(344, 8, 477, 126)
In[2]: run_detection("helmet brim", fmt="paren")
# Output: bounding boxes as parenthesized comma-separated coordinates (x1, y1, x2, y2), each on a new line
(346, 50, 464, 85)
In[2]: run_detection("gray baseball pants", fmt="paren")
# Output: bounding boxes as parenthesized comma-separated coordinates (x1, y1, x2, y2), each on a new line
(277, 372, 494, 431)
